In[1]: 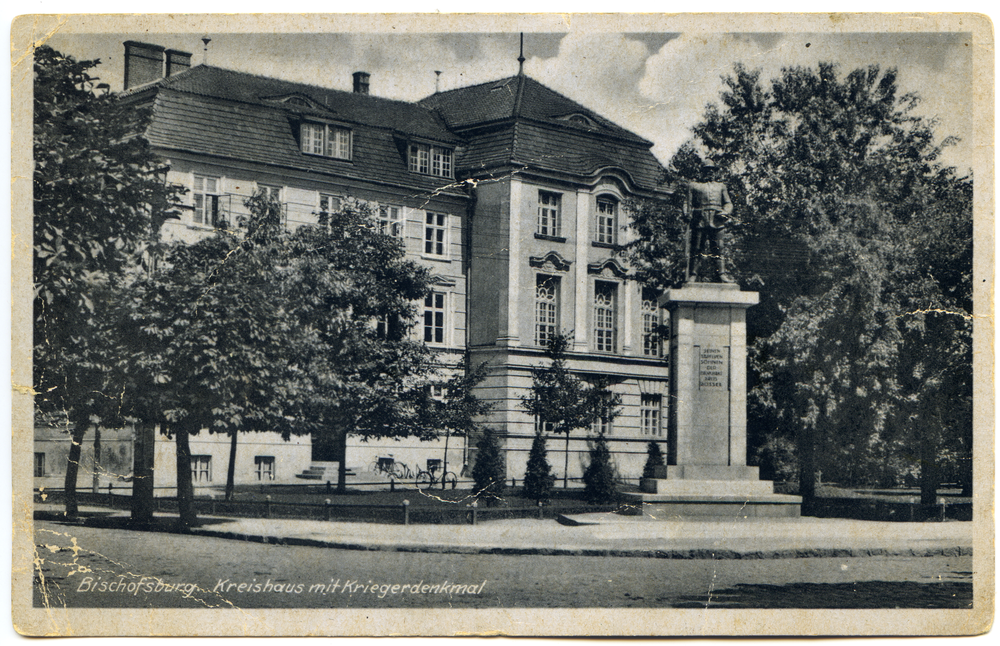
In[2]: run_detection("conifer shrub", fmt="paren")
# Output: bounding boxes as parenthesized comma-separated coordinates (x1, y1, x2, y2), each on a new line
(523, 432, 554, 503)
(472, 428, 506, 506)
(642, 441, 665, 479)
(583, 434, 619, 504)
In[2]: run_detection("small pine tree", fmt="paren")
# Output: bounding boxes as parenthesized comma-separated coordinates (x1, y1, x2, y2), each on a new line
(523, 432, 553, 503)
(472, 428, 506, 506)
(642, 441, 665, 479)
(583, 434, 619, 504)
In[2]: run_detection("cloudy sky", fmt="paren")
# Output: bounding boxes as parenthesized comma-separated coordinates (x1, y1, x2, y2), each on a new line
(38, 21, 975, 172)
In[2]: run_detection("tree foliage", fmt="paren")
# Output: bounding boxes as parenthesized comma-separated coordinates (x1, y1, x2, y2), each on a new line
(628, 62, 973, 500)
(116, 193, 446, 524)
(522, 432, 554, 503)
(641, 441, 665, 479)
(471, 428, 506, 505)
(583, 434, 619, 504)
(32, 45, 183, 516)
(520, 333, 622, 488)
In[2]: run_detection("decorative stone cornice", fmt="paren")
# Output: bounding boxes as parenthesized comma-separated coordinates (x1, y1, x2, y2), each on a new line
(528, 251, 572, 272)
(587, 257, 629, 279)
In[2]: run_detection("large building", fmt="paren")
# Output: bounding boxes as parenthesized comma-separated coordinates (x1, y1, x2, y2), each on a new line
(35, 40, 675, 494)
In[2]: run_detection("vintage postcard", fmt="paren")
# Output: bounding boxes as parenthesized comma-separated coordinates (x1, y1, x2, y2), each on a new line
(10, 12, 994, 637)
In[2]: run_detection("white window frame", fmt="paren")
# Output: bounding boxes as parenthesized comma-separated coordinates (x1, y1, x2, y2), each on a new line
(537, 191, 562, 237)
(191, 455, 212, 483)
(641, 394, 663, 437)
(595, 196, 618, 245)
(534, 274, 560, 347)
(301, 122, 352, 160)
(642, 291, 661, 357)
(193, 174, 220, 226)
(594, 281, 618, 353)
(255, 455, 275, 481)
(378, 205, 404, 238)
(423, 212, 449, 257)
(258, 184, 282, 203)
(409, 143, 453, 178)
(423, 291, 447, 345)
(592, 414, 613, 437)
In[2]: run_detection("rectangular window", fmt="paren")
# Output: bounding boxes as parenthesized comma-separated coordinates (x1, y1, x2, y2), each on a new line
(409, 143, 453, 177)
(534, 415, 556, 435)
(191, 455, 212, 483)
(595, 197, 618, 245)
(423, 292, 446, 344)
(592, 414, 613, 437)
(594, 281, 618, 353)
(193, 175, 220, 226)
(424, 212, 448, 257)
(255, 456, 275, 481)
(641, 395, 663, 436)
(535, 275, 560, 347)
(378, 205, 403, 238)
(259, 184, 282, 202)
(642, 290, 661, 357)
(537, 191, 562, 237)
(34, 452, 45, 477)
(301, 123, 351, 160)
(318, 193, 341, 223)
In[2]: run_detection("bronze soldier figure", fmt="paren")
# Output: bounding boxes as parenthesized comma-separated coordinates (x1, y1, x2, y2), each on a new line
(685, 160, 734, 283)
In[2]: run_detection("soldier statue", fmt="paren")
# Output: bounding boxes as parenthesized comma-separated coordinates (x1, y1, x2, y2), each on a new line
(684, 159, 734, 283)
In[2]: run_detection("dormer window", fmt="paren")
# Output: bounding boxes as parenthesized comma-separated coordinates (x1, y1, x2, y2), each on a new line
(408, 143, 453, 178)
(558, 113, 597, 128)
(301, 122, 351, 160)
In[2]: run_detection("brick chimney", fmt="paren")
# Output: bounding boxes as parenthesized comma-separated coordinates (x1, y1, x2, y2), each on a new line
(123, 41, 166, 90)
(352, 71, 370, 95)
(165, 49, 192, 77)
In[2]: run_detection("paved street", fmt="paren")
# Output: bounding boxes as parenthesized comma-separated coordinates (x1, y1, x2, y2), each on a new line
(33, 519, 972, 609)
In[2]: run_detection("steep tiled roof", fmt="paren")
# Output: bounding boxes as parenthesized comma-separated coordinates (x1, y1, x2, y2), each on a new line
(132, 65, 465, 195)
(420, 74, 668, 193)
(419, 75, 650, 145)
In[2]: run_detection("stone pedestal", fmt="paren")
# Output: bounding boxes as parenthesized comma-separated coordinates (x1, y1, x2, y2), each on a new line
(622, 283, 801, 518)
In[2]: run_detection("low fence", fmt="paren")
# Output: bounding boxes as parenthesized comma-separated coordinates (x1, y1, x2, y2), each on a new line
(34, 489, 620, 526)
(803, 497, 972, 522)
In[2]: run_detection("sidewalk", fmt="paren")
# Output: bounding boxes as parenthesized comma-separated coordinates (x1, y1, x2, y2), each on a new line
(35, 503, 973, 560)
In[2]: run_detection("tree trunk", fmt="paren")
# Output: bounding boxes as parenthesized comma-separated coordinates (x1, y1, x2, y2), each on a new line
(797, 424, 816, 502)
(174, 424, 197, 528)
(130, 422, 156, 526)
(563, 432, 570, 489)
(225, 429, 238, 501)
(63, 423, 89, 518)
(91, 426, 102, 494)
(337, 430, 348, 493)
(442, 430, 451, 490)
(919, 428, 940, 507)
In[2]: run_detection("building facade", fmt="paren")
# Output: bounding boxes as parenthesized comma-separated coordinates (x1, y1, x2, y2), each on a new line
(36, 41, 674, 493)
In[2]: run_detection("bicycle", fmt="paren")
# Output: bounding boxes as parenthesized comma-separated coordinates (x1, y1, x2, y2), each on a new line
(415, 462, 457, 490)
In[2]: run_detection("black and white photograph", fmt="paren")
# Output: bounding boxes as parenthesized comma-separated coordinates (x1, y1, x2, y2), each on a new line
(10, 11, 993, 637)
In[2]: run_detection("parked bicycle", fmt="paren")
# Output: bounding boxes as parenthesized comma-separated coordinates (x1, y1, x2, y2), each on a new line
(415, 459, 457, 490)
(370, 457, 413, 480)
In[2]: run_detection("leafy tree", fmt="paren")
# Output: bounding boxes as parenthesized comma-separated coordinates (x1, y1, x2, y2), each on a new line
(419, 361, 495, 488)
(471, 428, 506, 506)
(521, 333, 622, 488)
(281, 200, 439, 492)
(522, 432, 554, 503)
(583, 434, 618, 504)
(32, 45, 182, 517)
(641, 441, 665, 479)
(117, 191, 303, 526)
(628, 62, 972, 502)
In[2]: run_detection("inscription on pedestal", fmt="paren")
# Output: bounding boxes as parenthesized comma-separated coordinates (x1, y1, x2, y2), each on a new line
(697, 345, 729, 390)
